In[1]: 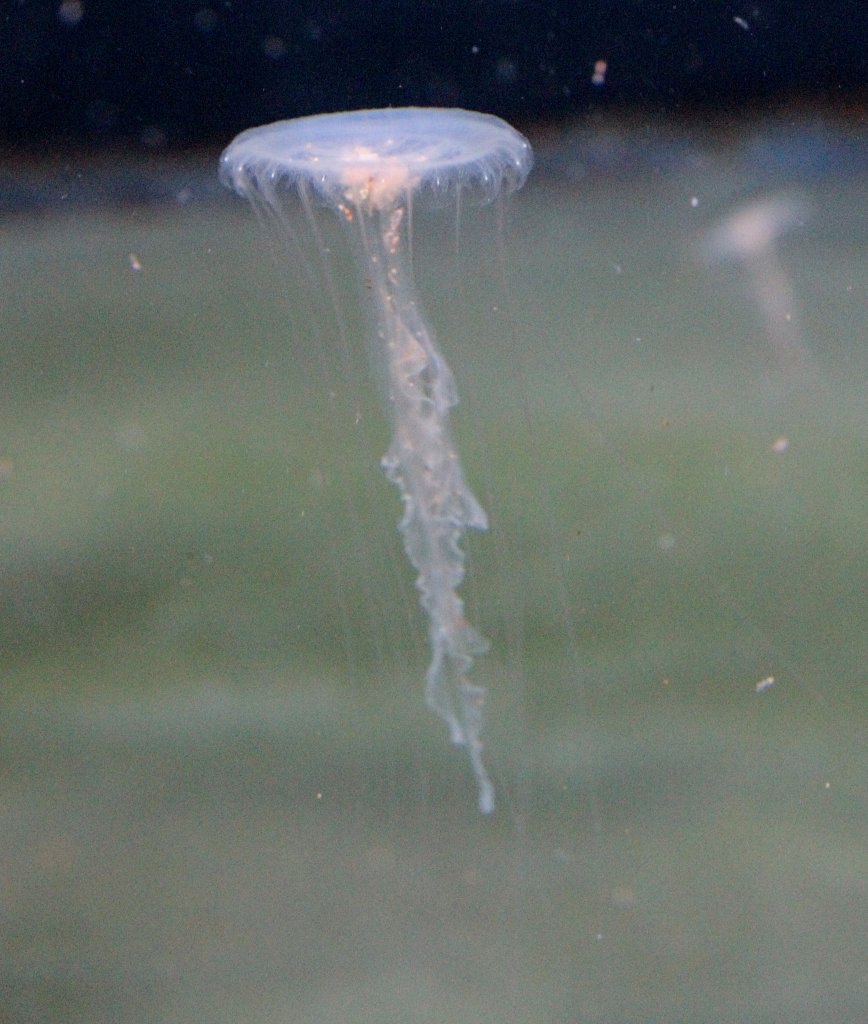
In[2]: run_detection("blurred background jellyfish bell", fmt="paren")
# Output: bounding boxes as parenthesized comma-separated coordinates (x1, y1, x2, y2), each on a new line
(220, 108, 533, 814)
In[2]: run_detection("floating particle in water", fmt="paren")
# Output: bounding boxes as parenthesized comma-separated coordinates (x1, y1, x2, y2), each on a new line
(755, 675, 776, 692)
(58, 1, 84, 28)
(591, 59, 608, 86)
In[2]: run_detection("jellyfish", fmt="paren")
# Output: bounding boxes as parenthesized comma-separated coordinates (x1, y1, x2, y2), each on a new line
(220, 108, 533, 813)
(700, 194, 819, 389)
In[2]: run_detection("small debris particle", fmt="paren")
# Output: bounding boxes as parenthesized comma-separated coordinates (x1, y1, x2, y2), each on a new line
(734, 16, 750, 31)
(591, 59, 608, 86)
(755, 675, 775, 692)
(771, 436, 789, 453)
(58, 1, 84, 28)
(610, 885, 638, 909)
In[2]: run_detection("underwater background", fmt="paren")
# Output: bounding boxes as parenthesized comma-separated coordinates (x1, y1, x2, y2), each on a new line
(2, 4, 867, 1021)
(1, 110, 866, 1022)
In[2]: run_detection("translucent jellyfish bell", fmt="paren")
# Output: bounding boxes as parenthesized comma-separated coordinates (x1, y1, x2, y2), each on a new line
(219, 107, 532, 212)
(220, 108, 533, 814)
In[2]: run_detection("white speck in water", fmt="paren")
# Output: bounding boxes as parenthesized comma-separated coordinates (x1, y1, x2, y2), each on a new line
(57, 0, 84, 28)
(755, 675, 776, 692)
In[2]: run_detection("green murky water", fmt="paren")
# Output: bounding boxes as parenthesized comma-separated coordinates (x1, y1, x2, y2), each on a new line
(2, 119, 865, 1023)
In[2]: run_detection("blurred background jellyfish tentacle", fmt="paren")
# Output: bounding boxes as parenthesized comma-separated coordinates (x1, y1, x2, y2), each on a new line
(220, 107, 533, 813)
